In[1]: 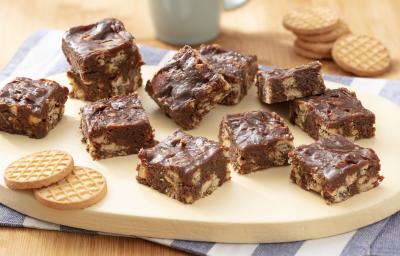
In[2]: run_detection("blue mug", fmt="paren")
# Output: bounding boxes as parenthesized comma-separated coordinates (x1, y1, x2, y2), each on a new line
(149, 0, 248, 45)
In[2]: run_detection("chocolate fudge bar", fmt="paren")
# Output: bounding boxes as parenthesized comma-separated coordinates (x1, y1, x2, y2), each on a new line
(137, 129, 230, 204)
(289, 135, 383, 204)
(62, 18, 143, 101)
(289, 88, 375, 140)
(219, 111, 294, 174)
(145, 45, 230, 130)
(256, 61, 326, 104)
(80, 94, 155, 160)
(199, 44, 258, 105)
(0, 77, 68, 139)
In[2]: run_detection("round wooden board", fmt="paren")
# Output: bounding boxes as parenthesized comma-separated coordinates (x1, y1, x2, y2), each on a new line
(1, 66, 400, 243)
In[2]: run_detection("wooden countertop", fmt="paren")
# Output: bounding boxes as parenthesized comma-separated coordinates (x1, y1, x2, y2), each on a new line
(0, 0, 399, 255)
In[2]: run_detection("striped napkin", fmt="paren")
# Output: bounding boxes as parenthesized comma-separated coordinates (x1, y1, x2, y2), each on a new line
(1, 30, 400, 256)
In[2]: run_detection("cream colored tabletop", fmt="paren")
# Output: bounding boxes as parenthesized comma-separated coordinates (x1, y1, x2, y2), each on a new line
(1, 0, 399, 255)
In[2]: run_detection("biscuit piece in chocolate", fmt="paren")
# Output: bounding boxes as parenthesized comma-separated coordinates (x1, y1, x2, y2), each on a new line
(80, 94, 155, 160)
(137, 129, 230, 204)
(289, 135, 383, 204)
(256, 61, 325, 104)
(199, 44, 258, 105)
(145, 45, 230, 130)
(0, 77, 68, 139)
(219, 111, 294, 174)
(62, 18, 143, 101)
(289, 88, 375, 140)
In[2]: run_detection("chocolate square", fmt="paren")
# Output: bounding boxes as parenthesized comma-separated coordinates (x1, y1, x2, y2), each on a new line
(219, 110, 294, 174)
(145, 45, 230, 130)
(289, 88, 375, 140)
(0, 77, 68, 139)
(256, 61, 325, 104)
(62, 18, 143, 101)
(136, 129, 230, 204)
(80, 94, 155, 160)
(199, 44, 258, 105)
(289, 135, 383, 204)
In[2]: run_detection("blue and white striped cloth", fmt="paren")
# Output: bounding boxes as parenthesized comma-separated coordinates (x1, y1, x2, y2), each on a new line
(1, 30, 400, 256)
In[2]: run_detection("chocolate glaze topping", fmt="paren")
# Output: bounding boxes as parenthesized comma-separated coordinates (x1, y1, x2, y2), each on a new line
(299, 88, 375, 123)
(199, 44, 257, 83)
(139, 129, 224, 174)
(63, 18, 133, 58)
(224, 111, 293, 150)
(0, 77, 68, 118)
(81, 94, 148, 134)
(294, 135, 379, 182)
(264, 61, 321, 79)
(257, 61, 325, 102)
(146, 45, 223, 112)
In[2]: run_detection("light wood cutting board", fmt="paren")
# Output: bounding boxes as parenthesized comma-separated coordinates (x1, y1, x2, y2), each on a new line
(0, 65, 399, 243)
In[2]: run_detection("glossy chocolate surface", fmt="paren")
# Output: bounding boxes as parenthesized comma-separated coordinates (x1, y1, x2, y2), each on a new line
(145, 45, 227, 129)
(147, 46, 221, 110)
(293, 135, 379, 182)
(63, 18, 133, 58)
(256, 61, 325, 104)
(0, 77, 68, 118)
(199, 44, 257, 83)
(296, 88, 374, 123)
(81, 94, 149, 135)
(223, 111, 293, 150)
(263, 61, 321, 79)
(139, 129, 224, 175)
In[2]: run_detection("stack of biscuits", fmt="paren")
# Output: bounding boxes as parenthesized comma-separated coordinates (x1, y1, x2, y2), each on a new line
(283, 6, 391, 77)
(283, 7, 349, 60)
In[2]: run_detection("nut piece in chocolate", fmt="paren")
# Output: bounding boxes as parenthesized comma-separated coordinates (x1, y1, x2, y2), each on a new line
(0, 77, 68, 139)
(199, 44, 258, 105)
(62, 18, 143, 101)
(289, 87, 375, 140)
(289, 135, 383, 204)
(256, 61, 326, 104)
(219, 111, 294, 174)
(137, 129, 230, 204)
(80, 94, 155, 160)
(145, 45, 230, 130)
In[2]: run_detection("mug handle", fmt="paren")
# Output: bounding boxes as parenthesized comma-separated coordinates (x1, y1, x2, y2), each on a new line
(224, 0, 249, 10)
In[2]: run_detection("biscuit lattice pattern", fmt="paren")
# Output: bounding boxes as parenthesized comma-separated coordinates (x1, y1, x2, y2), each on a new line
(334, 35, 390, 72)
(5, 150, 71, 182)
(285, 7, 339, 31)
(36, 166, 106, 203)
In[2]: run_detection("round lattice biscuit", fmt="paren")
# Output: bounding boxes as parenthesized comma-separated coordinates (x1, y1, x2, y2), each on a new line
(296, 20, 351, 43)
(332, 34, 391, 76)
(4, 150, 74, 190)
(34, 166, 107, 210)
(295, 39, 333, 54)
(283, 7, 340, 35)
(294, 44, 332, 60)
